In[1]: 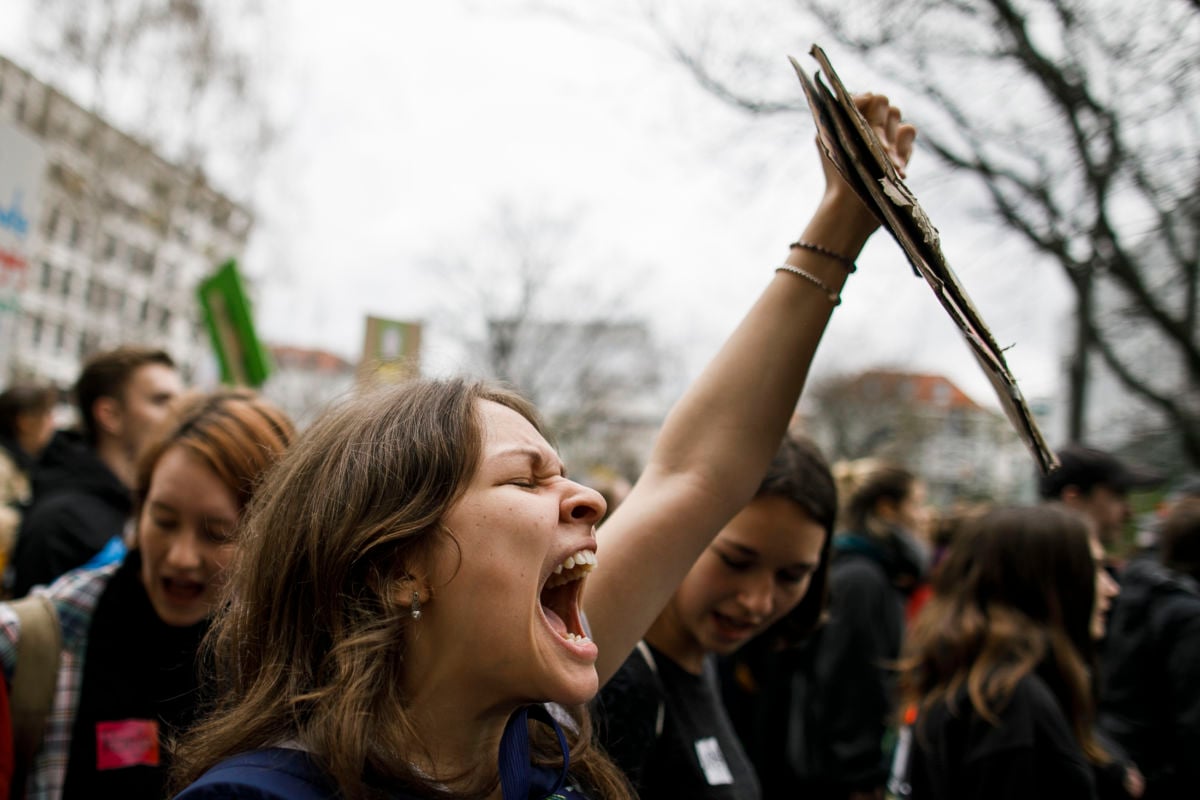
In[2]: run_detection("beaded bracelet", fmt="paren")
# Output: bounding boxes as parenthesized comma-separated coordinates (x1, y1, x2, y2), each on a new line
(775, 265, 841, 306)
(789, 240, 857, 273)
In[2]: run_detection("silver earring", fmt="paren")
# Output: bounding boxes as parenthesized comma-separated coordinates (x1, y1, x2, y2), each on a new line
(410, 591, 422, 620)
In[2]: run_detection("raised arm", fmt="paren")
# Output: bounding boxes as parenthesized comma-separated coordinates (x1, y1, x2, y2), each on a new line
(585, 94, 915, 684)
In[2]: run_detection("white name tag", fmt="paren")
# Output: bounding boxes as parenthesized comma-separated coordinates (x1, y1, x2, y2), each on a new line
(694, 736, 734, 786)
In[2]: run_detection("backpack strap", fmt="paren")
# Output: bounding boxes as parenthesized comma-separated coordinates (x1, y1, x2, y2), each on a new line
(178, 750, 333, 799)
(634, 640, 666, 739)
(8, 594, 61, 770)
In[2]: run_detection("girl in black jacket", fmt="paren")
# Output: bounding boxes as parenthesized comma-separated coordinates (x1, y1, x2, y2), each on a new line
(897, 505, 1119, 800)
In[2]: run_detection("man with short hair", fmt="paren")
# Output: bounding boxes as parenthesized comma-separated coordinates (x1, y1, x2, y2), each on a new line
(1039, 444, 1162, 547)
(9, 346, 181, 596)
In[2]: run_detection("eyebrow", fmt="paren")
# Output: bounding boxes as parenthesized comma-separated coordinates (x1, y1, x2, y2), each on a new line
(148, 501, 236, 526)
(492, 447, 567, 477)
(721, 541, 819, 567)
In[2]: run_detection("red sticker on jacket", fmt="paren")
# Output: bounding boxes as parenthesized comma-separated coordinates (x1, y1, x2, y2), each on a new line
(95, 719, 160, 769)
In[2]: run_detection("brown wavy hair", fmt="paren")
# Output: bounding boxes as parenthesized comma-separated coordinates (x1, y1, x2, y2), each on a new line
(171, 378, 634, 799)
(897, 504, 1109, 763)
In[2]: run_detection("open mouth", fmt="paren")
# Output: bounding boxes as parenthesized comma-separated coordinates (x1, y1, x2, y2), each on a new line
(161, 577, 206, 604)
(712, 611, 760, 640)
(540, 549, 596, 643)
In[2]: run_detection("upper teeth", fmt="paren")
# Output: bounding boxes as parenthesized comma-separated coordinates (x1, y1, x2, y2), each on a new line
(545, 549, 596, 587)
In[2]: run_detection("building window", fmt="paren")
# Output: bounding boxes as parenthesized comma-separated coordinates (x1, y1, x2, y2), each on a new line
(45, 207, 59, 238)
(138, 299, 150, 323)
(159, 308, 172, 334)
(85, 277, 97, 307)
(130, 247, 154, 275)
(39, 262, 52, 290)
(60, 270, 72, 299)
(102, 234, 118, 261)
(30, 316, 43, 348)
(54, 323, 66, 353)
(68, 218, 82, 247)
(79, 331, 97, 359)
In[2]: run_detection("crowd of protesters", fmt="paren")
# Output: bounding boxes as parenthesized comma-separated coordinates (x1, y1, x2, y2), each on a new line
(0, 83, 1191, 800)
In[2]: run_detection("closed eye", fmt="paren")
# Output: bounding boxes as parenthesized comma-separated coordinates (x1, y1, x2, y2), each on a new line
(150, 515, 178, 531)
(778, 566, 815, 585)
(718, 552, 752, 571)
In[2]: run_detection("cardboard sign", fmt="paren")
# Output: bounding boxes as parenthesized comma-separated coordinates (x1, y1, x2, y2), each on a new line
(792, 48, 1057, 475)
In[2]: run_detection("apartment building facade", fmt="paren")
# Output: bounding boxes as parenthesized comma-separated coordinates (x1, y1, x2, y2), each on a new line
(0, 55, 251, 389)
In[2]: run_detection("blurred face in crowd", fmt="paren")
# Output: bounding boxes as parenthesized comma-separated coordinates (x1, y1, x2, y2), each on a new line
(657, 494, 825, 671)
(16, 407, 56, 456)
(896, 479, 933, 540)
(1075, 484, 1132, 546)
(1089, 530, 1120, 640)
(119, 363, 183, 458)
(138, 446, 238, 627)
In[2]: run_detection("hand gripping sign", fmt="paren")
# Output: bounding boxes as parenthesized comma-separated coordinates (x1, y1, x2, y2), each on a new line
(792, 46, 1057, 475)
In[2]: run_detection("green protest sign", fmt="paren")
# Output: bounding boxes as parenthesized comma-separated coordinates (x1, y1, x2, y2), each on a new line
(197, 259, 271, 387)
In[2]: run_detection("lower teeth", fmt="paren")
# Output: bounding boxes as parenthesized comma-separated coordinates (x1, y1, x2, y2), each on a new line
(564, 632, 591, 643)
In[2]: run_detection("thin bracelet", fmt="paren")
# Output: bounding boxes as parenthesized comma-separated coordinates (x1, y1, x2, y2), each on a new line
(789, 240, 857, 273)
(775, 265, 841, 306)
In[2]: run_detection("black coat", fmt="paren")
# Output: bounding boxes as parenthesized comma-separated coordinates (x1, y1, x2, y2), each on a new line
(10, 430, 130, 596)
(1098, 557, 1200, 800)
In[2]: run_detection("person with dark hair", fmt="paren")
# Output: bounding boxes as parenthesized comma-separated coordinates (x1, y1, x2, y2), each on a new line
(898, 504, 1120, 799)
(1098, 497, 1200, 799)
(594, 435, 838, 798)
(1039, 445, 1163, 547)
(0, 385, 58, 574)
(170, 93, 917, 800)
(781, 461, 931, 800)
(0, 390, 294, 800)
(10, 346, 181, 596)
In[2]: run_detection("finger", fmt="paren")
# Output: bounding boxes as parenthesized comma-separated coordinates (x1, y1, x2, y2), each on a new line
(890, 124, 917, 179)
(886, 107, 901, 145)
(851, 92, 876, 114)
(896, 124, 917, 164)
(865, 95, 890, 127)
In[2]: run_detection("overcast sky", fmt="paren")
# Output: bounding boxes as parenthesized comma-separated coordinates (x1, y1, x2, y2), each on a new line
(2, 0, 1075, 427)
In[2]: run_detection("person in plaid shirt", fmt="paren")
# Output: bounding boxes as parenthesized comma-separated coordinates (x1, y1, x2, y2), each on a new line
(0, 390, 293, 799)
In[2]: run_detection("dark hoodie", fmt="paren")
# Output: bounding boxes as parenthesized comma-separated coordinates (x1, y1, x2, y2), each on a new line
(1098, 557, 1200, 800)
(10, 430, 131, 597)
(775, 528, 927, 799)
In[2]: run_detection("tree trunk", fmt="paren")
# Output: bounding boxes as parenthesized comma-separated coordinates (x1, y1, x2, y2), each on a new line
(1067, 273, 1094, 443)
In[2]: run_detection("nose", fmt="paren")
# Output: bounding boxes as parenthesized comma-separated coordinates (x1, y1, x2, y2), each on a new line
(1100, 567, 1119, 601)
(165, 528, 203, 571)
(736, 570, 775, 620)
(561, 480, 607, 525)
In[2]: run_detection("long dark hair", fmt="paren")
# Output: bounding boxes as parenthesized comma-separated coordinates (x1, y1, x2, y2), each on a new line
(752, 434, 838, 645)
(898, 504, 1108, 763)
(172, 378, 633, 799)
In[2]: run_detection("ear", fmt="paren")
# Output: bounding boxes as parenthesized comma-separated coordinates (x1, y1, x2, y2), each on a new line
(391, 574, 433, 611)
(92, 396, 124, 440)
(1060, 486, 1085, 507)
(874, 496, 900, 523)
